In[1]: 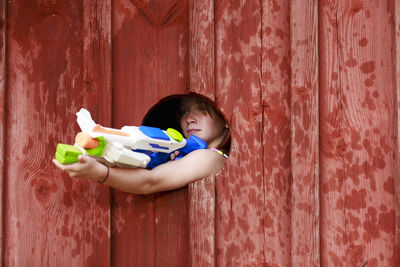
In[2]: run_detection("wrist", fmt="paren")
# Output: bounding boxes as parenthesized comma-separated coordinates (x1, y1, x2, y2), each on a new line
(98, 164, 110, 184)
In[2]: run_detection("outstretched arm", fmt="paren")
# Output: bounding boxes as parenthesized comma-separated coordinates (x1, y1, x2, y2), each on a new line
(52, 149, 225, 194)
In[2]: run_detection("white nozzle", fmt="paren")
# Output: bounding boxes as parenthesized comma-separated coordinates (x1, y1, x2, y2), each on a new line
(76, 108, 97, 132)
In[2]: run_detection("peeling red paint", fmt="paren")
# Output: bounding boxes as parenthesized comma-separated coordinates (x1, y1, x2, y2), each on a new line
(383, 176, 395, 194)
(346, 57, 357, 67)
(2, 0, 399, 266)
(379, 210, 395, 234)
(267, 47, 279, 64)
(359, 37, 368, 46)
(360, 61, 375, 74)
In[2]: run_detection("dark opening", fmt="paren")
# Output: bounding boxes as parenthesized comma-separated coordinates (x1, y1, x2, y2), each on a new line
(142, 93, 231, 155)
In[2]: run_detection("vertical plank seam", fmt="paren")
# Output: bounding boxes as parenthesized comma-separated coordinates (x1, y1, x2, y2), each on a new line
(392, 0, 400, 265)
(109, 0, 114, 265)
(0, 0, 6, 265)
(311, 2, 321, 264)
(318, 0, 324, 264)
(290, 1, 320, 265)
(82, 1, 113, 265)
(152, 195, 157, 265)
(213, 1, 217, 265)
(213, 0, 217, 101)
(310, 2, 320, 265)
(188, 0, 193, 264)
(289, 2, 296, 265)
(288, 2, 293, 266)
(315, 1, 321, 266)
(109, 0, 114, 127)
(331, 3, 350, 265)
(106, 0, 114, 264)
(288, 1, 294, 266)
(258, 0, 266, 264)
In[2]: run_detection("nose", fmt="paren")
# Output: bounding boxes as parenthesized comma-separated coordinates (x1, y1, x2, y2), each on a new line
(185, 110, 197, 124)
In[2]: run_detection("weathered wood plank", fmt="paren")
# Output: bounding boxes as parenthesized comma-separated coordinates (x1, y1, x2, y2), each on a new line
(188, 177, 215, 266)
(111, 0, 189, 265)
(155, 189, 189, 266)
(112, 0, 188, 124)
(320, 1, 396, 266)
(111, 193, 156, 266)
(82, 0, 112, 123)
(319, 2, 346, 266)
(188, 0, 216, 265)
(5, 0, 110, 265)
(82, 0, 112, 265)
(290, 0, 320, 266)
(189, 0, 214, 99)
(3, 1, 400, 265)
(261, 1, 292, 266)
(0, 0, 5, 262)
(149, 0, 190, 262)
(215, 0, 265, 265)
(395, 1, 400, 265)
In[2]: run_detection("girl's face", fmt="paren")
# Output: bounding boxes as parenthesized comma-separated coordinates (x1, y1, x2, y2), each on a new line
(179, 98, 227, 147)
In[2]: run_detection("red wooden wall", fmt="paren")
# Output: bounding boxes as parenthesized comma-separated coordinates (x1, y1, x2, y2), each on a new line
(1, 0, 399, 266)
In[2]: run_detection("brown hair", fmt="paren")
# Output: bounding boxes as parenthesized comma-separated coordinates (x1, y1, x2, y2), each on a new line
(177, 95, 231, 155)
(142, 93, 231, 155)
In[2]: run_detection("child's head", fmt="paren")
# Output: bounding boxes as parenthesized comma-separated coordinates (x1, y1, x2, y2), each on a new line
(178, 96, 230, 152)
(142, 93, 231, 154)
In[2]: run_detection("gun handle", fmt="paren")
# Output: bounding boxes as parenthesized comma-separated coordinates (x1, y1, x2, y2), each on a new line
(144, 136, 207, 169)
(176, 135, 207, 159)
(147, 152, 170, 169)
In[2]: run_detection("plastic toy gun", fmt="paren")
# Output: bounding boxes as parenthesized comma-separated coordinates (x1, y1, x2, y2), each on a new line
(55, 108, 207, 169)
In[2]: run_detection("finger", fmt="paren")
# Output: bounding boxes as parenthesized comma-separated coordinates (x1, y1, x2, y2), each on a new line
(52, 158, 82, 172)
(170, 151, 180, 161)
(52, 159, 67, 170)
(78, 155, 87, 163)
(69, 172, 79, 178)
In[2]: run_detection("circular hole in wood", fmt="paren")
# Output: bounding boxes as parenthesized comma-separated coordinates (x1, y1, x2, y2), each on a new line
(142, 93, 231, 154)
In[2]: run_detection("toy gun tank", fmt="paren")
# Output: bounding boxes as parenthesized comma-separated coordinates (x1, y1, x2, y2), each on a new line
(55, 108, 207, 169)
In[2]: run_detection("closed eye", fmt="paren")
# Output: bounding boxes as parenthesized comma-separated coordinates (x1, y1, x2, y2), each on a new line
(179, 107, 189, 116)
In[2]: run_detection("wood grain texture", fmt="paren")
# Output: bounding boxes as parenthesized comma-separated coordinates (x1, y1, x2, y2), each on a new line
(82, 0, 112, 123)
(215, 0, 265, 265)
(112, 0, 188, 125)
(111, 0, 190, 265)
(2, 0, 400, 265)
(189, 0, 214, 99)
(5, 0, 110, 265)
(320, 1, 396, 266)
(0, 0, 5, 263)
(188, 0, 216, 265)
(395, 1, 400, 266)
(290, 0, 320, 266)
(260, 1, 292, 266)
(155, 190, 189, 267)
(188, 177, 216, 266)
(81, 0, 112, 265)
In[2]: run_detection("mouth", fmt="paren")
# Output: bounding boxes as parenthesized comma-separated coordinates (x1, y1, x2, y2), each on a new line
(187, 129, 200, 135)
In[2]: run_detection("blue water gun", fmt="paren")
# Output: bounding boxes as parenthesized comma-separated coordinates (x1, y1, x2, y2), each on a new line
(55, 108, 207, 169)
(145, 134, 207, 169)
